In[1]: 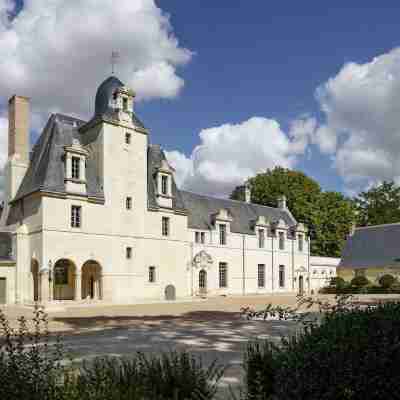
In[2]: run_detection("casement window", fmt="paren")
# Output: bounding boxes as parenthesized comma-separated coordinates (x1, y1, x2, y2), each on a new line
(219, 224, 227, 245)
(279, 231, 285, 250)
(161, 175, 168, 195)
(71, 156, 80, 180)
(279, 265, 285, 288)
(126, 247, 132, 259)
(71, 205, 81, 228)
(219, 262, 228, 288)
(298, 234, 303, 252)
(126, 197, 132, 210)
(195, 232, 200, 243)
(125, 132, 131, 145)
(123, 97, 128, 112)
(200, 232, 205, 244)
(258, 229, 265, 248)
(162, 216, 170, 236)
(149, 266, 156, 283)
(258, 264, 265, 288)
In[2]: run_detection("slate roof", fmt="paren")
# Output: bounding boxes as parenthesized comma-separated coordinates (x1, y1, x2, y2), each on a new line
(180, 190, 297, 234)
(13, 113, 103, 203)
(339, 223, 400, 269)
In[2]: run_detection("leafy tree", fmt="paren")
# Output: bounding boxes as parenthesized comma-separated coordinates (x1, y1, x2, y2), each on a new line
(230, 167, 356, 257)
(356, 181, 400, 226)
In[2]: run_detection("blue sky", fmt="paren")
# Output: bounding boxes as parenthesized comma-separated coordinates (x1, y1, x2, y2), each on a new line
(2, 1, 400, 197)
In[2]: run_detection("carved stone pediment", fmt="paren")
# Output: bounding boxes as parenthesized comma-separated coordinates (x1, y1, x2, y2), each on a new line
(211, 208, 233, 224)
(251, 215, 269, 229)
(158, 159, 175, 174)
(273, 218, 287, 230)
(193, 250, 213, 268)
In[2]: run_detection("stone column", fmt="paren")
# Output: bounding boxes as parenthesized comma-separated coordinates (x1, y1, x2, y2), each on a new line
(66, 153, 72, 179)
(80, 157, 86, 181)
(75, 273, 81, 301)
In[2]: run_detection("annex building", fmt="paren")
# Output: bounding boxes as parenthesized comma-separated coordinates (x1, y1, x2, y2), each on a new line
(0, 76, 337, 305)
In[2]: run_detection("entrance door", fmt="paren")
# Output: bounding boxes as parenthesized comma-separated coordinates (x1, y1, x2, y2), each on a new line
(89, 276, 95, 299)
(0, 278, 6, 304)
(199, 270, 207, 295)
(298, 275, 304, 295)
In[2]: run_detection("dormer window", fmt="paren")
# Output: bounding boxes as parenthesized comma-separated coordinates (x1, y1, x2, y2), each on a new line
(122, 97, 128, 112)
(279, 231, 285, 250)
(161, 175, 168, 195)
(72, 156, 80, 180)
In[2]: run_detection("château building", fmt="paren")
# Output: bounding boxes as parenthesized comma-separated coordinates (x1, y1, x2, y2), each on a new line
(0, 76, 335, 305)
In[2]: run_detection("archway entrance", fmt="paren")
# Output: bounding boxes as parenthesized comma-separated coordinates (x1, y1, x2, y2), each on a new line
(199, 269, 207, 295)
(298, 275, 304, 295)
(81, 260, 102, 300)
(53, 259, 76, 300)
(165, 285, 176, 301)
(31, 259, 39, 302)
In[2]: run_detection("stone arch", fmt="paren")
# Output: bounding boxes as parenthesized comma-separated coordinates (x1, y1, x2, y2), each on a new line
(164, 284, 176, 301)
(81, 260, 102, 300)
(53, 259, 76, 301)
(31, 259, 39, 302)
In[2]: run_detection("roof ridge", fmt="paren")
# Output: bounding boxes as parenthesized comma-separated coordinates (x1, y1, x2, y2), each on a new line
(356, 222, 400, 230)
(180, 189, 281, 211)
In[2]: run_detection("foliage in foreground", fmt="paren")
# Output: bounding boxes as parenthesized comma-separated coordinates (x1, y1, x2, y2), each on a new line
(0, 307, 224, 400)
(242, 297, 400, 400)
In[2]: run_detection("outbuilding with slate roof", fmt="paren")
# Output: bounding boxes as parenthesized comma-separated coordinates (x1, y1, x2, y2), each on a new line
(0, 76, 313, 305)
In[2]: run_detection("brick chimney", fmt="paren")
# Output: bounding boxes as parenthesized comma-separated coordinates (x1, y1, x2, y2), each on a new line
(8, 95, 30, 162)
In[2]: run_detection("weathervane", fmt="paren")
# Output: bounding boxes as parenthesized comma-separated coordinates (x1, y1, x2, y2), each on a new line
(111, 51, 120, 75)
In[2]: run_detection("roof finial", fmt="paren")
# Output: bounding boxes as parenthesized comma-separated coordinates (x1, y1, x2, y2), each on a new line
(111, 51, 120, 76)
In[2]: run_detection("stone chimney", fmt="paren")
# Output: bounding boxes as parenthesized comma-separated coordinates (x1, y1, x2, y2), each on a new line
(277, 195, 287, 209)
(237, 183, 251, 203)
(8, 95, 30, 162)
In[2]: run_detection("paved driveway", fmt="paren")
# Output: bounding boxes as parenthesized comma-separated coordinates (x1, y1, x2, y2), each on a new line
(59, 311, 296, 389)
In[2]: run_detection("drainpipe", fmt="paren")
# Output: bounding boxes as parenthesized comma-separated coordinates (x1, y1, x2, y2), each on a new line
(271, 236, 274, 292)
(190, 241, 194, 297)
(292, 233, 295, 291)
(242, 235, 245, 295)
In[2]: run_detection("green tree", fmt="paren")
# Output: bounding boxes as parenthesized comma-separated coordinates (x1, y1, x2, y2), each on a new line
(356, 181, 400, 226)
(230, 167, 356, 257)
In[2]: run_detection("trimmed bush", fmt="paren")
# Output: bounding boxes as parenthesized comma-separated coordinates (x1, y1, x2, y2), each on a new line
(351, 275, 369, 287)
(244, 302, 400, 400)
(379, 274, 396, 289)
(329, 276, 346, 288)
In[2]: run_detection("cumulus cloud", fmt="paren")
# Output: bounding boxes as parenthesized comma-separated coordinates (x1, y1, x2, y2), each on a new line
(0, 0, 191, 119)
(315, 47, 400, 192)
(166, 116, 314, 197)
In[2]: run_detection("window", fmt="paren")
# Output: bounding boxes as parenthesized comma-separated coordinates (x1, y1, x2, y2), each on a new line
(258, 229, 265, 248)
(162, 216, 170, 236)
(195, 231, 200, 243)
(279, 231, 285, 250)
(161, 175, 168, 195)
(126, 197, 132, 210)
(279, 265, 285, 288)
(123, 97, 128, 112)
(219, 262, 228, 288)
(219, 224, 227, 245)
(149, 266, 156, 283)
(126, 247, 132, 259)
(71, 205, 81, 228)
(200, 232, 205, 244)
(298, 234, 303, 252)
(54, 262, 68, 285)
(125, 132, 131, 145)
(72, 156, 80, 180)
(258, 264, 265, 288)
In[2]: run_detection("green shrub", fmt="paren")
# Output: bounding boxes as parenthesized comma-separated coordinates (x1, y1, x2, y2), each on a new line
(329, 276, 346, 288)
(0, 307, 65, 400)
(351, 275, 369, 287)
(379, 274, 396, 289)
(244, 302, 400, 400)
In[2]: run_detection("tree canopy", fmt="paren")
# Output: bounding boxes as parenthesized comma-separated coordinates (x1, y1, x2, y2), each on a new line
(355, 181, 400, 226)
(230, 167, 356, 257)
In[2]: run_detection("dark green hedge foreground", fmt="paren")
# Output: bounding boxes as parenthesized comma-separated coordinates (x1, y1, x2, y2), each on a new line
(2, 301, 400, 400)
(244, 302, 400, 400)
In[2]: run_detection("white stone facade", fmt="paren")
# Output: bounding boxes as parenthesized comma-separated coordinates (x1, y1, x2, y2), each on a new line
(0, 77, 338, 305)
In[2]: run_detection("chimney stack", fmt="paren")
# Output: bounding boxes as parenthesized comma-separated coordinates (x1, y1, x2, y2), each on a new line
(8, 95, 30, 162)
(237, 183, 251, 203)
(277, 195, 287, 209)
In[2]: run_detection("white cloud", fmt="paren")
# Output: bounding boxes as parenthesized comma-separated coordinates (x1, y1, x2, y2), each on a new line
(0, 0, 191, 119)
(315, 47, 400, 192)
(166, 116, 311, 197)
